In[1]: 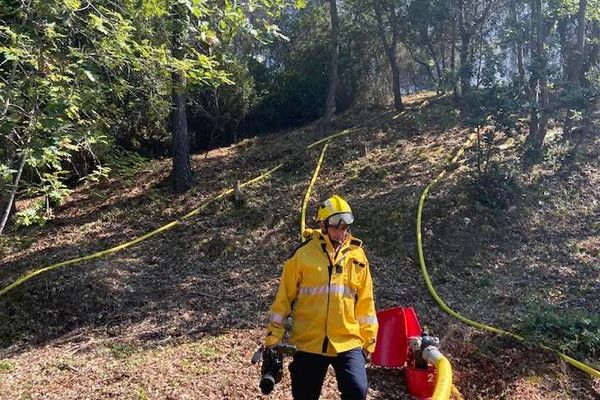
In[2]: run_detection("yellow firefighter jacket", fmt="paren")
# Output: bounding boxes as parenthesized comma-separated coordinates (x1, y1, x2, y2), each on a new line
(265, 229, 378, 356)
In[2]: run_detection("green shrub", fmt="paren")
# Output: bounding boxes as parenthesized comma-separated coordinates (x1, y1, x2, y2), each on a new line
(468, 164, 521, 210)
(518, 305, 600, 367)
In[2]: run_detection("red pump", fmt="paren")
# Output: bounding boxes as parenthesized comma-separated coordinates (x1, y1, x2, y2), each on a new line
(371, 307, 440, 400)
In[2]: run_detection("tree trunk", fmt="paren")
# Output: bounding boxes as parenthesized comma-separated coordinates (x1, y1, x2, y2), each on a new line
(525, 0, 548, 155)
(373, 0, 403, 111)
(459, 31, 471, 95)
(583, 20, 599, 80)
(425, 40, 443, 90)
(456, 0, 495, 95)
(558, 19, 575, 83)
(390, 62, 403, 110)
(475, 28, 484, 87)
(517, 41, 525, 89)
(562, 1, 588, 140)
(450, 9, 457, 92)
(574, 0, 587, 84)
(457, 0, 471, 95)
(0, 152, 26, 235)
(170, 4, 193, 193)
(316, 0, 340, 135)
(450, 6, 457, 75)
(441, 39, 446, 78)
(509, 0, 526, 89)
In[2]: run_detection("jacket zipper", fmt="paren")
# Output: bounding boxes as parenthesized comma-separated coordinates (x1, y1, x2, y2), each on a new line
(322, 244, 334, 354)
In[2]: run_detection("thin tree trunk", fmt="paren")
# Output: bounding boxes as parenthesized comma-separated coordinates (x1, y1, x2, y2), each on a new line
(316, 0, 340, 135)
(457, 0, 471, 95)
(574, 0, 587, 84)
(170, 4, 193, 192)
(583, 21, 599, 79)
(456, 0, 494, 96)
(561, 1, 587, 140)
(537, 5, 550, 151)
(558, 19, 575, 83)
(517, 42, 525, 89)
(527, 0, 541, 150)
(528, 71, 542, 152)
(404, 42, 438, 85)
(0, 151, 26, 235)
(450, 8, 457, 91)
(373, 0, 403, 111)
(1, 44, 40, 234)
(459, 32, 471, 95)
(509, 0, 526, 90)
(526, 0, 548, 155)
(558, 18, 576, 137)
(475, 28, 483, 87)
(390, 62, 403, 110)
(450, 4, 457, 75)
(425, 39, 443, 90)
(441, 39, 446, 77)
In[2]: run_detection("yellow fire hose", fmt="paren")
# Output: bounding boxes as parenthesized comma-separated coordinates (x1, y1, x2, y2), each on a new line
(436, 356, 454, 399)
(300, 141, 330, 239)
(419, 346, 453, 400)
(416, 133, 600, 380)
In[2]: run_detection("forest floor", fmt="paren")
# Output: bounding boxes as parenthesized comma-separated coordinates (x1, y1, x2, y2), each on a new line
(1, 92, 599, 399)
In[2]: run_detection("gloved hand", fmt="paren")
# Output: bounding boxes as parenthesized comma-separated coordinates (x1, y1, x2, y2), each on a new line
(264, 334, 281, 348)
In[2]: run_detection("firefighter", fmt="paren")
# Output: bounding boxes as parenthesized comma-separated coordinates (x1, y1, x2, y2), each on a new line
(265, 195, 378, 400)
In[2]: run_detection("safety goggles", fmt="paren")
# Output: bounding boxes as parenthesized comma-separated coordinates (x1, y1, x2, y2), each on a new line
(326, 212, 354, 226)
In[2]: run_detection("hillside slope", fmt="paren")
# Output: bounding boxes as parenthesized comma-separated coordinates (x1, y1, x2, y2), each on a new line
(1, 93, 599, 399)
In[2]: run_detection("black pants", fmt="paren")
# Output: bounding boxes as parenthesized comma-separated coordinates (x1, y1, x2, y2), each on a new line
(289, 348, 368, 400)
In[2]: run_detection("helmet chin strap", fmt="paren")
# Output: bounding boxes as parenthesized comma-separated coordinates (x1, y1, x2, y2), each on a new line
(323, 221, 347, 248)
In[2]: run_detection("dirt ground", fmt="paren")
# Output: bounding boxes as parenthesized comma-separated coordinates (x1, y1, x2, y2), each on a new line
(1, 93, 598, 399)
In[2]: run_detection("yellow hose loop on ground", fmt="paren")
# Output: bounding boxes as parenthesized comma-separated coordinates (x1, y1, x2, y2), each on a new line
(0, 162, 283, 298)
(0, 125, 368, 298)
(416, 133, 600, 380)
(300, 141, 330, 240)
(432, 355, 453, 400)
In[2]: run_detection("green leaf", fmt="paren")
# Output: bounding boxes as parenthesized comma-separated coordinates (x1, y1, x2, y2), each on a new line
(0, 164, 17, 182)
(89, 14, 109, 35)
(83, 69, 96, 82)
(0, 46, 24, 62)
(63, 0, 81, 11)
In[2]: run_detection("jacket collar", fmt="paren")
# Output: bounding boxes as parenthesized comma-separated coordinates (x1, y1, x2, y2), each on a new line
(312, 228, 353, 261)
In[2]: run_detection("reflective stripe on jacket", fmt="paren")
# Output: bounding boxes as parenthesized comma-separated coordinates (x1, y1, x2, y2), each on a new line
(265, 229, 378, 356)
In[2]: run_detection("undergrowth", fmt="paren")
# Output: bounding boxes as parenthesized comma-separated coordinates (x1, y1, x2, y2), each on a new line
(467, 164, 522, 211)
(518, 304, 600, 369)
